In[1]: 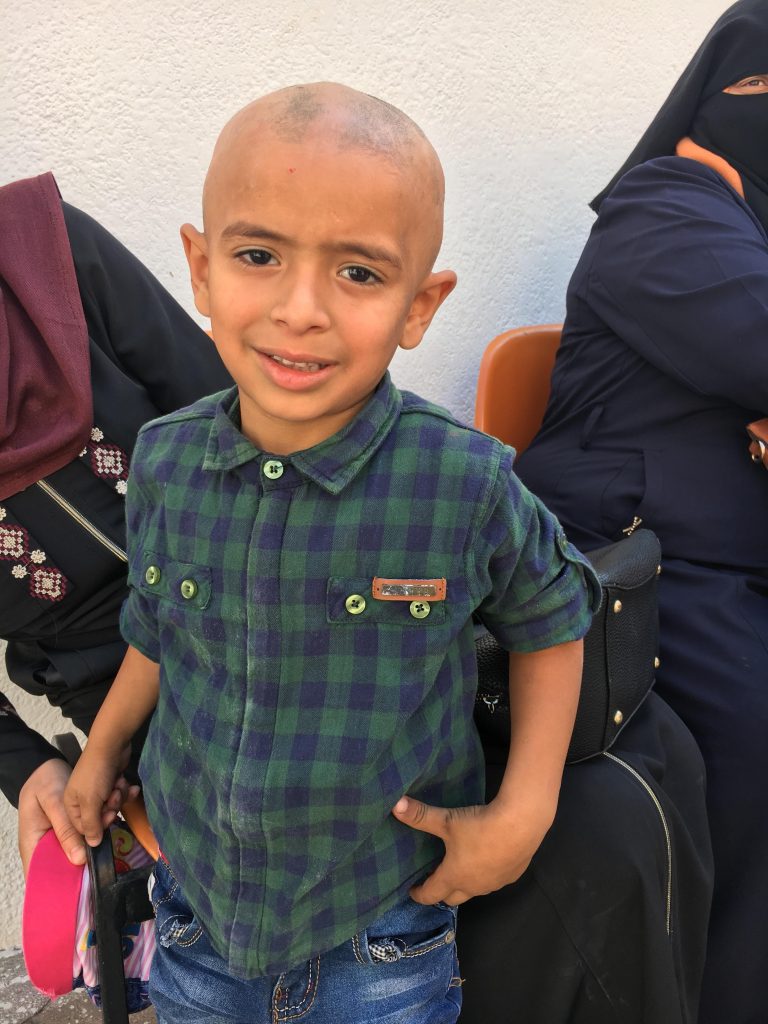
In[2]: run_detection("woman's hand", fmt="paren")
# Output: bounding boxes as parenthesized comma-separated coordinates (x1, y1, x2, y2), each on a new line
(18, 758, 85, 876)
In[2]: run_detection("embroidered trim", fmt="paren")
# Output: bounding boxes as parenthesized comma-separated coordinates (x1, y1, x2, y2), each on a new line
(0, 506, 69, 602)
(80, 426, 129, 496)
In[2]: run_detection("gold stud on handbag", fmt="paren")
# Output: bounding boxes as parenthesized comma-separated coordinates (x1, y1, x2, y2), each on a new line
(747, 419, 768, 470)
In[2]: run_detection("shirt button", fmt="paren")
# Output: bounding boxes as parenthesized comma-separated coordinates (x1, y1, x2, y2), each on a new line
(345, 594, 366, 615)
(180, 578, 198, 600)
(409, 600, 431, 619)
(145, 565, 161, 586)
(263, 459, 284, 480)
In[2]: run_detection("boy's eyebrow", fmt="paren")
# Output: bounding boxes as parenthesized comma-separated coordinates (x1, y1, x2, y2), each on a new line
(323, 240, 403, 270)
(220, 221, 403, 269)
(221, 221, 287, 242)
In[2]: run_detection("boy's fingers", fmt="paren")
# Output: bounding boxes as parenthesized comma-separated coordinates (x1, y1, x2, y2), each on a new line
(46, 802, 87, 867)
(72, 792, 106, 847)
(391, 796, 449, 841)
(409, 868, 469, 907)
(101, 807, 118, 829)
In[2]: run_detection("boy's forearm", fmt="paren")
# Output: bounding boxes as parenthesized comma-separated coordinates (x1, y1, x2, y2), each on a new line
(86, 645, 160, 754)
(393, 637, 585, 905)
(495, 639, 583, 825)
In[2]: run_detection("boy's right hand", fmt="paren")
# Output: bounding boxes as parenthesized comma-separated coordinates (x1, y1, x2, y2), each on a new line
(63, 742, 139, 847)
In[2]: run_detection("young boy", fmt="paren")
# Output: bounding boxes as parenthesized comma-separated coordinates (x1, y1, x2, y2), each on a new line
(65, 83, 599, 1023)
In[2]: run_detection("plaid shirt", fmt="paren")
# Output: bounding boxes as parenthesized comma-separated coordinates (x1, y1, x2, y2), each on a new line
(121, 373, 600, 977)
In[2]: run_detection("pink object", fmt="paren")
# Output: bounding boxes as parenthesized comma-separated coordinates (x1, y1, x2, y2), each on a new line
(22, 823, 155, 1010)
(22, 829, 83, 998)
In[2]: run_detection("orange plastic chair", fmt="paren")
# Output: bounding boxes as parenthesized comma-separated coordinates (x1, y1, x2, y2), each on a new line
(474, 324, 562, 452)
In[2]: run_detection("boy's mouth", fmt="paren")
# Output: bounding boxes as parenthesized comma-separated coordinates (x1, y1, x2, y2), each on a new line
(269, 353, 328, 373)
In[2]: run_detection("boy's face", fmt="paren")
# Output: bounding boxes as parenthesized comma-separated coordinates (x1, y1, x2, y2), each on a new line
(183, 133, 455, 454)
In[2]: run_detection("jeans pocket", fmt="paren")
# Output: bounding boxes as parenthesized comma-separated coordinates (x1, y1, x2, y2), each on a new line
(353, 899, 457, 966)
(149, 858, 204, 950)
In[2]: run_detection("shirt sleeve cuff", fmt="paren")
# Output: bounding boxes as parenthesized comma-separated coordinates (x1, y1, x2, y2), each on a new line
(486, 537, 602, 653)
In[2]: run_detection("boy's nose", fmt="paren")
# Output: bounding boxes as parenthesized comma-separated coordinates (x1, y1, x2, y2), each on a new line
(270, 270, 331, 333)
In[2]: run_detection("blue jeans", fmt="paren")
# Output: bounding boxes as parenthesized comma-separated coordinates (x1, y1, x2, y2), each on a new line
(148, 858, 462, 1023)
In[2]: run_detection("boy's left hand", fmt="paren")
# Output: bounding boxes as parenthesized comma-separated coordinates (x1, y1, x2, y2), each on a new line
(391, 793, 554, 905)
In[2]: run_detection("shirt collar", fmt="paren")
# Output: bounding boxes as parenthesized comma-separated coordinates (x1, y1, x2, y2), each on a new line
(202, 374, 402, 494)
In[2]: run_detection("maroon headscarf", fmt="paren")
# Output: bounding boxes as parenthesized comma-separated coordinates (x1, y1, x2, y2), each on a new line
(0, 173, 91, 500)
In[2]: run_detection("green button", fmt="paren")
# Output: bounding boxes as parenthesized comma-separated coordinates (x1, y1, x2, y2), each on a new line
(409, 600, 431, 619)
(180, 578, 198, 600)
(345, 594, 366, 615)
(263, 459, 284, 480)
(145, 565, 161, 586)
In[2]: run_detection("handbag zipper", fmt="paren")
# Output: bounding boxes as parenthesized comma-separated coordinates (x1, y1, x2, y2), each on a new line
(36, 480, 128, 563)
(603, 751, 673, 935)
(476, 691, 501, 714)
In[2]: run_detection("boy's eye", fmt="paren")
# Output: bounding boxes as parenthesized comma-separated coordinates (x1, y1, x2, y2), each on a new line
(238, 248, 276, 266)
(340, 265, 380, 285)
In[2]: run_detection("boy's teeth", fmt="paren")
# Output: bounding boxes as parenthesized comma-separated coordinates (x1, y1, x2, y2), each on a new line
(271, 354, 323, 372)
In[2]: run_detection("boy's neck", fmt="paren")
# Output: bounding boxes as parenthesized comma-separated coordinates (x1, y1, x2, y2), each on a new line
(235, 386, 374, 456)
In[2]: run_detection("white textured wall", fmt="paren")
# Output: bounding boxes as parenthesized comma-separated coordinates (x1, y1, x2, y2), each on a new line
(1, 0, 724, 947)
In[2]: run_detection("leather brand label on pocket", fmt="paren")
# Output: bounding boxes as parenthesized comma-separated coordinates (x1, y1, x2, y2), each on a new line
(372, 578, 447, 601)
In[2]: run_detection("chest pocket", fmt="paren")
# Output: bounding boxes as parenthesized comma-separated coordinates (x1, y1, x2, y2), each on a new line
(327, 576, 447, 627)
(135, 551, 212, 611)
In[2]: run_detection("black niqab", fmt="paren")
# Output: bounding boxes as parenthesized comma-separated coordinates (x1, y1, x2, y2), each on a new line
(591, 0, 768, 223)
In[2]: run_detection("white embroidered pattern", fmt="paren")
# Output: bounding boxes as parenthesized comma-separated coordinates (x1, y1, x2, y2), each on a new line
(79, 426, 129, 497)
(0, 508, 68, 602)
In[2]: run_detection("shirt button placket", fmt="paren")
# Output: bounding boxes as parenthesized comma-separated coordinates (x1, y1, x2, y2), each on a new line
(234, 453, 292, 944)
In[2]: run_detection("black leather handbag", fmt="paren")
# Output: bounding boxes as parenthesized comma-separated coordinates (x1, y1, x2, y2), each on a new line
(474, 528, 661, 764)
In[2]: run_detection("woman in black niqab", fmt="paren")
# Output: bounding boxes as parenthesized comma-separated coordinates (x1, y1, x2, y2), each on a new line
(593, 0, 768, 227)
(512, 3, 768, 1023)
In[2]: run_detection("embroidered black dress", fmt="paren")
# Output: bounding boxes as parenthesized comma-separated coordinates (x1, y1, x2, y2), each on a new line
(0, 202, 231, 805)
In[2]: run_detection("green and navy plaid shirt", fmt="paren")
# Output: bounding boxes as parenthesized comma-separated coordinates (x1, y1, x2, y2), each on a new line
(121, 373, 600, 978)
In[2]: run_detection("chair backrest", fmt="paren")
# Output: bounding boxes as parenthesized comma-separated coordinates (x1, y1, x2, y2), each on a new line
(474, 324, 562, 452)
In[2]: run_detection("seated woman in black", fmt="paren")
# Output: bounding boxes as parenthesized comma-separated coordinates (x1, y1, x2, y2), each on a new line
(515, 2, 768, 1020)
(0, 172, 232, 875)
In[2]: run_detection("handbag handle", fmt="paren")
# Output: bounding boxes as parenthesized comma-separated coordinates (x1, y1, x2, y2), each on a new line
(747, 419, 768, 470)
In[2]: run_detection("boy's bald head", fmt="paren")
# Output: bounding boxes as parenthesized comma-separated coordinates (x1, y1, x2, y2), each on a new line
(203, 83, 445, 273)
(182, 82, 457, 454)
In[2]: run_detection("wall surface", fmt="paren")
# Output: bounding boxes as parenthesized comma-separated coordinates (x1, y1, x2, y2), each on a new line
(1, 0, 724, 947)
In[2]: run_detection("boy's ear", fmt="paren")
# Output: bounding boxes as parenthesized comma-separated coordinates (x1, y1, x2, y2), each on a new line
(399, 270, 457, 351)
(180, 224, 211, 318)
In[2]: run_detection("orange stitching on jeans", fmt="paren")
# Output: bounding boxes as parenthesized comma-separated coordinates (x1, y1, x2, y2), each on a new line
(277, 957, 320, 1020)
(176, 925, 204, 947)
(151, 876, 178, 908)
(402, 934, 453, 958)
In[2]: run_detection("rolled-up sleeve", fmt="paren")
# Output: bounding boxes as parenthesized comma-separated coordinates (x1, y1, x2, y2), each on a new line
(473, 448, 601, 652)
